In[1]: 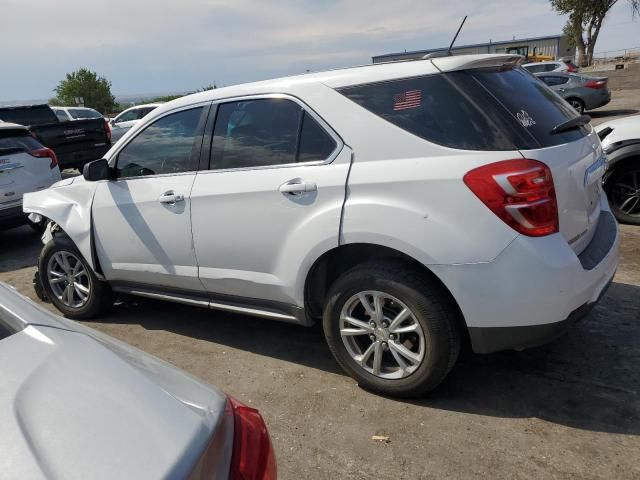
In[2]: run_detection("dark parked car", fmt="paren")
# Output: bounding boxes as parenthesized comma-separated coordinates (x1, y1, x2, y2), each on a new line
(535, 72, 611, 114)
(0, 104, 111, 169)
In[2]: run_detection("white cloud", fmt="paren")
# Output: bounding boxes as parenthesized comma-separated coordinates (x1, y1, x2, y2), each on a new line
(0, 0, 637, 100)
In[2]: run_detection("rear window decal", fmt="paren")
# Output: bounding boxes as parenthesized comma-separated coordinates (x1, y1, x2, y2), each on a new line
(393, 90, 422, 111)
(516, 110, 536, 127)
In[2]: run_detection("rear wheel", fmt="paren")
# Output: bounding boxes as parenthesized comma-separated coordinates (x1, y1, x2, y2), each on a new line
(567, 97, 585, 114)
(323, 261, 461, 397)
(606, 160, 640, 225)
(39, 235, 114, 318)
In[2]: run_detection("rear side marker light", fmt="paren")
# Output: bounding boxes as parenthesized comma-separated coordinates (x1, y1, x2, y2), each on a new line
(30, 147, 59, 169)
(463, 159, 559, 237)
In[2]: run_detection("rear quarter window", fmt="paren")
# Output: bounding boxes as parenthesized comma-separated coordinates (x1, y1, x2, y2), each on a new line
(338, 67, 586, 151)
(338, 74, 529, 151)
(469, 68, 585, 146)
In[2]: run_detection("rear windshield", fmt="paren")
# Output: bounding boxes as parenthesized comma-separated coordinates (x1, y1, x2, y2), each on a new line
(68, 108, 102, 119)
(0, 105, 59, 126)
(338, 67, 585, 151)
(0, 129, 42, 155)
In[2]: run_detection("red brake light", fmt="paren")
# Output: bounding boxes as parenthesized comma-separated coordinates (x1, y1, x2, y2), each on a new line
(104, 119, 112, 142)
(463, 159, 558, 237)
(584, 79, 607, 89)
(30, 147, 58, 169)
(228, 396, 276, 480)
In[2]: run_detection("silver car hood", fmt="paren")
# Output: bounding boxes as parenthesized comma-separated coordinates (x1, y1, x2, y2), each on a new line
(0, 284, 231, 480)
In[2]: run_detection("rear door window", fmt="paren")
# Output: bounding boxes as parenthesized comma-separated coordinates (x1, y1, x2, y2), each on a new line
(68, 108, 102, 119)
(54, 109, 71, 121)
(298, 111, 337, 162)
(540, 76, 570, 87)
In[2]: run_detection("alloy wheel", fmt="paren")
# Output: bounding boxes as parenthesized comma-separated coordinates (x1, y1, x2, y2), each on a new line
(47, 251, 91, 308)
(611, 169, 640, 217)
(339, 291, 427, 379)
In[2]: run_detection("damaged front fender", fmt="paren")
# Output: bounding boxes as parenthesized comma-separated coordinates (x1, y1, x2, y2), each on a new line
(23, 177, 98, 271)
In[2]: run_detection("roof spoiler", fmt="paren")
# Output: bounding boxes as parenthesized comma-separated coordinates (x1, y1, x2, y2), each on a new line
(430, 54, 523, 72)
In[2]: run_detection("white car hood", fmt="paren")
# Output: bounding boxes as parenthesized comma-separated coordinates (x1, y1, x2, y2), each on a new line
(595, 114, 640, 149)
(0, 284, 230, 480)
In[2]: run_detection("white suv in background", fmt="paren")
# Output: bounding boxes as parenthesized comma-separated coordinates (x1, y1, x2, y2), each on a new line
(0, 122, 61, 230)
(25, 54, 619, 397)
(109, 103, 162, 141)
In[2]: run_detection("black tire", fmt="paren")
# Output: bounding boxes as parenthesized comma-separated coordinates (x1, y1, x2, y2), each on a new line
(38, 235, 114, 319)
(323, 261, 461, 397)
(567, 97, 585, 114)
(605, 159, 640, 225)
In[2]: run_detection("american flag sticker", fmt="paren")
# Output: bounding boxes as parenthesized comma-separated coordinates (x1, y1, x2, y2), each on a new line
(393, 89, 422, 111)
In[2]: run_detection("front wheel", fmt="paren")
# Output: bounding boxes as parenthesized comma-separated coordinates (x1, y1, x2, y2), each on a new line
(39, 235, 114, 319)
(323, 262, 461, 397)
(606, 160, 640, 225)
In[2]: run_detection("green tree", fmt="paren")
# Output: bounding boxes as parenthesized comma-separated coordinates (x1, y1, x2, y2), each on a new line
(51, 68, 116, 113)
(551, 0, 639, 66)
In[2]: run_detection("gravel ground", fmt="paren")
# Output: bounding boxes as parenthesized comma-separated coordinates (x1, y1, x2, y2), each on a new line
(1, 97, 639, 479)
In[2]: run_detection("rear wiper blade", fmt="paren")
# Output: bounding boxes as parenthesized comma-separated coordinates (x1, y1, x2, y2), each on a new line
(550, 114, 591, 135)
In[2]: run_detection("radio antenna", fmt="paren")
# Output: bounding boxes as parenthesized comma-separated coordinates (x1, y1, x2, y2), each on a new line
(447, 16, 467, 55)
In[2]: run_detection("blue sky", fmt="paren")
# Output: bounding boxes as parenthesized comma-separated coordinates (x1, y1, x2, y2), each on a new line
(1, 0, 638, 101)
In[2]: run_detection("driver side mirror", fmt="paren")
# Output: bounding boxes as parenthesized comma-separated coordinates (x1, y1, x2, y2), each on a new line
(83, 158, 112, 182)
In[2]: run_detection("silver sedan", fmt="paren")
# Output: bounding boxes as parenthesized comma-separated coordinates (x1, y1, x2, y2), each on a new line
(0, 282, 276, 480)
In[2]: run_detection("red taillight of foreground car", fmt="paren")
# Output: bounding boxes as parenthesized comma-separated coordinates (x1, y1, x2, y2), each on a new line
(463, 159, 558, 237)
(30, 147, 59, 169)
(229, 396, 277, 480)
(584, 79, 607, 89)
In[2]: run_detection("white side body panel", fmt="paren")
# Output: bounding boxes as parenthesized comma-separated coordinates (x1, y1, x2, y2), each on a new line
(92, 174, 201, 290)
(191, 146, 352, 305)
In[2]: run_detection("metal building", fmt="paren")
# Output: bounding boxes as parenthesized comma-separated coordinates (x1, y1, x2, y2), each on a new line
(372, 35, 573, 63)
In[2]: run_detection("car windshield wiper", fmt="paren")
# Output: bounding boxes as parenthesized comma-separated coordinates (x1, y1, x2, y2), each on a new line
(550, 114, 591, 135)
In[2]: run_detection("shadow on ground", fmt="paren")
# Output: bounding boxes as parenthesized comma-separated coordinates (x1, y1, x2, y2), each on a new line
(0, 226, 42, 273)
(100, 281, 640, 436)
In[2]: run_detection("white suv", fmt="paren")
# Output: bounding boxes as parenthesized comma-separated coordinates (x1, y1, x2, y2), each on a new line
(0, 122, 61, 230)
(24, 55, 619, 396)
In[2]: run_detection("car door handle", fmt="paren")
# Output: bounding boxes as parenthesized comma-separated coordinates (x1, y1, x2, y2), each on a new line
(279, 180, 317, 195)
(159, 191, 184, 205)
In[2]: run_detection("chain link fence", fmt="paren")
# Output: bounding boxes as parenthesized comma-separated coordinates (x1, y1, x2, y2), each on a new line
(592, 46, 640, 65)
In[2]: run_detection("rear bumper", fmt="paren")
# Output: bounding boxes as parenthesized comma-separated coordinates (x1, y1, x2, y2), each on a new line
(587, 91, 612, 110)
(430, 198, 620, 354)
(467, 273, 613, 353)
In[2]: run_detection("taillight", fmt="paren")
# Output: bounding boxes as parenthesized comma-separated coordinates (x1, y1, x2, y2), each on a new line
(104, 119, 112, 142)
(566, 63, 577, 73)
(229, 396, 276, 480)
(463, 159, 558, 237)
(30, 147, 59, 169)
(584, 79, 607, 89)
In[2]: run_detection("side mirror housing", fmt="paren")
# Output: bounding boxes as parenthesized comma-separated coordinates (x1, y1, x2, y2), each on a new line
(83, 159, 112, 182)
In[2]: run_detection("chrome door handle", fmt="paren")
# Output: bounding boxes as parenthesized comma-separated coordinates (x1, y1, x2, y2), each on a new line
(159, 191, 184, 205)
(279, 180, 317, 195)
